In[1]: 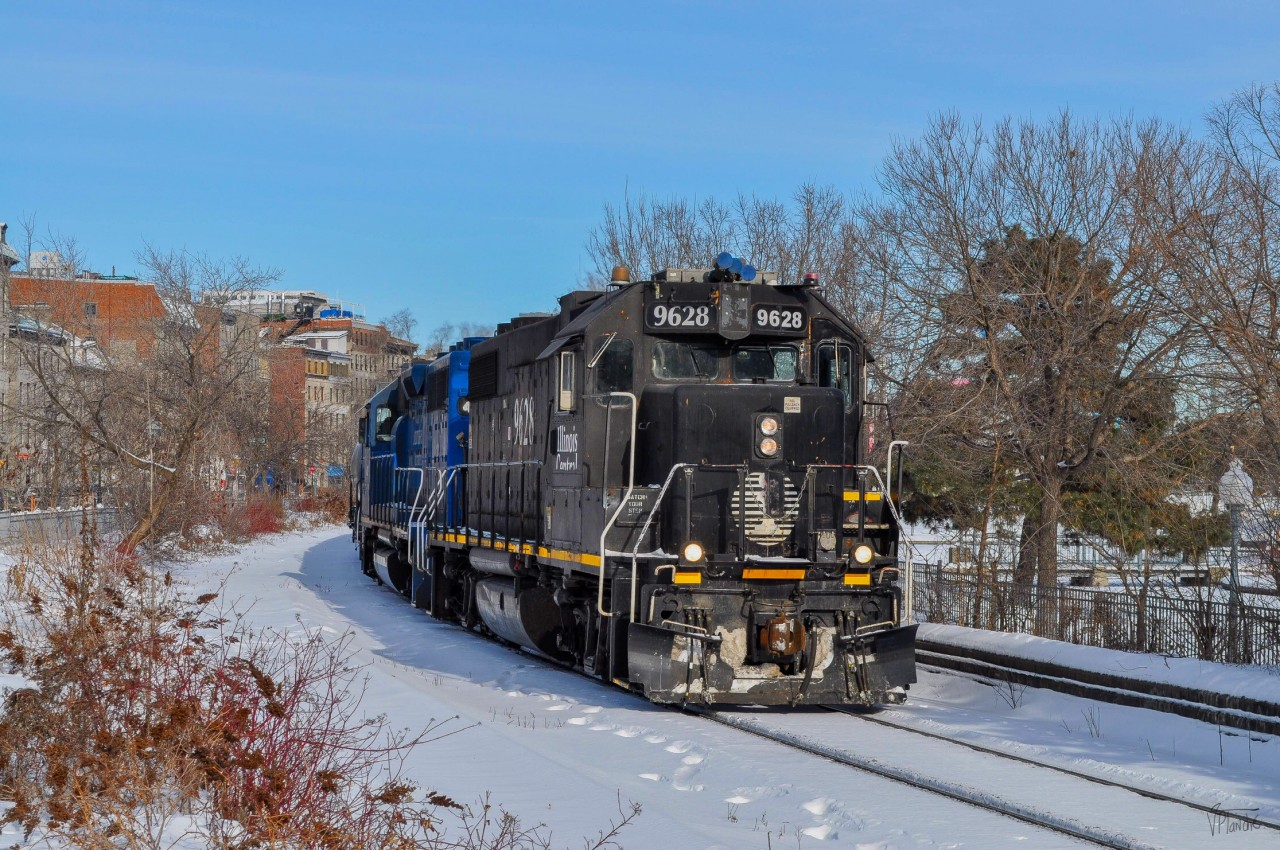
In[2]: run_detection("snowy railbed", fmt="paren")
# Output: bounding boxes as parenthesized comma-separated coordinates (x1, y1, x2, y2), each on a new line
(919, 621, 1280, 704)
(3, 527, 1279, 848)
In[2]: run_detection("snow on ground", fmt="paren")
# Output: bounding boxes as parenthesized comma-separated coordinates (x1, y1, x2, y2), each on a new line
(3, 525, 1280, 848)
(894, 670, 1280, 829)
(919, 622, 1280, 704)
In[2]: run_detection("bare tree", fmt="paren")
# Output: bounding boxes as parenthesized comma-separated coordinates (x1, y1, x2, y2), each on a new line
(7, 246, 279, 550)
(423, 321, 494, 358)
(860, 111, 1205, 624)
(1183, 83, 1280, 494)
(381, 307, 419, 351)
(585, 184, 858, 287)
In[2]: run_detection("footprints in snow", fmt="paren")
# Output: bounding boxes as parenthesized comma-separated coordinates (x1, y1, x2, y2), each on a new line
(546, 703, 709, 793)
(501, 692, 849, 841)
(724, 788, 858, 841)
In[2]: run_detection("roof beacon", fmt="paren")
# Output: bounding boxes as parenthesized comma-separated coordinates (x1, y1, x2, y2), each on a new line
(803, 272, 820, 286)
(708, 251, 757, 284)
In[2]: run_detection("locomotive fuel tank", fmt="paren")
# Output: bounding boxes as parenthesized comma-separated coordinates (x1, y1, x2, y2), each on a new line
(474, 579, 570, 661)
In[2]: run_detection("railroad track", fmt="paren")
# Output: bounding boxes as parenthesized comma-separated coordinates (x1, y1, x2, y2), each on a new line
(496, 625, 1277, 847)
(689, 703, 1278, 850)
(831, 701, 1280, 833)
(917, 639, 1280, 736)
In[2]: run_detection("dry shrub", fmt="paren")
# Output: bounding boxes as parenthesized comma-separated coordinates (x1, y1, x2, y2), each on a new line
(196, 495, 284, 546)
(0, 533, 638, 849)
(293, 490, 349, 526)
(244, 497, 286, 536)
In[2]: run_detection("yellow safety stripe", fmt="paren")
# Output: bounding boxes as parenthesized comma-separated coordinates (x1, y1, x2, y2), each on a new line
(742, 568, 807, 580)
(843, 491, 883, 501)
(426, 534, 876, 584)
(428, 532, 600, 568)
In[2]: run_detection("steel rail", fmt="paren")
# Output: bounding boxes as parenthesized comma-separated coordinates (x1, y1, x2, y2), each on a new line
(828, 702, 1280, 833)
(685, 706, 1169, 850)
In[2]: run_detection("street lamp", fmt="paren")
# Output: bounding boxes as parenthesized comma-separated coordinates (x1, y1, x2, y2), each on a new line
(1218, 457, 1252, 661)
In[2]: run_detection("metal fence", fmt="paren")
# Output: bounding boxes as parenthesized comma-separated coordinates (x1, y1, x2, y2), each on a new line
(912, 565, 1280, 666)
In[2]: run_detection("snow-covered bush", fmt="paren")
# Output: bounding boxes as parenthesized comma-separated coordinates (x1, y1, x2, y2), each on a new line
(0, 536, 636, 848)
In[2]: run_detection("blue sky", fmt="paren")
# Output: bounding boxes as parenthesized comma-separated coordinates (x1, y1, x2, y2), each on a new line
(2, 1, 1277, 337)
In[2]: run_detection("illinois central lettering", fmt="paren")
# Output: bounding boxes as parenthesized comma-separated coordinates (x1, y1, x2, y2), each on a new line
(556, 426, 579, 470)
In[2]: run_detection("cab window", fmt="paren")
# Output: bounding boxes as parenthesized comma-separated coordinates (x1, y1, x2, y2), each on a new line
(374, 405, 394, 443)
(593, 337, 634, 393)
(817, 341, 854, 410)
(652, 342, 720, 380)
(732, 345, 797, 382)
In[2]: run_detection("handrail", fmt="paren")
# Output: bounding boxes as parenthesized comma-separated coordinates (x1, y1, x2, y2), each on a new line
(886, 440, 909, 504)
(410, 466, 455, 569)
(413, 461, 541, 532)
(882, 442, 911, 620)
(451, 460, 544, 469)
(597, 392, 638, 618)
(422, 467, 454, 525)
(370, 454, 397, 525)
(626, 461, 698, 620)
(396, 466, 425, 567)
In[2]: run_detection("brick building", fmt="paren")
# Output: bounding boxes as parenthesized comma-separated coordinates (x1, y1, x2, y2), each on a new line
(246, 298, 413, 488)
(3, 256, 416, 497)
(262, 309, 415, 419)
(8, 270, 167, 359)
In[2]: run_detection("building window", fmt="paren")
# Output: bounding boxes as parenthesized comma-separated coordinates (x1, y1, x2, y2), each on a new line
(84, 302, 98, 318)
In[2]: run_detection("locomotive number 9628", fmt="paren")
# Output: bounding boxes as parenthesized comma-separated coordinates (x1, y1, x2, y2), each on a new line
(647, 302, 714, 328)
(753, 307, 805, 330)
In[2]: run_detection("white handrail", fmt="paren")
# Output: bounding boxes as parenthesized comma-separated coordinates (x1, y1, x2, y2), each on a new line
(883, 441, 911, 621)
(597, 392, 638, 618)
(409, 467, 450, 571)
(626, 462, 697, 620)
(396, 466, 425, 569)
(886, 440, 909, 504)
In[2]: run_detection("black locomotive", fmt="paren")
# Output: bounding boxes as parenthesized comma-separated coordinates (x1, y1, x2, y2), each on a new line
(350, 254, 916, 706)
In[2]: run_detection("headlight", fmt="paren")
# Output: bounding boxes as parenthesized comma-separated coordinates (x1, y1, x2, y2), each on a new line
(682, 542, 705, 563)
(759, 437, 780, 457)
(759, 416, 780, 436)
(853, 544, 875, 564)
